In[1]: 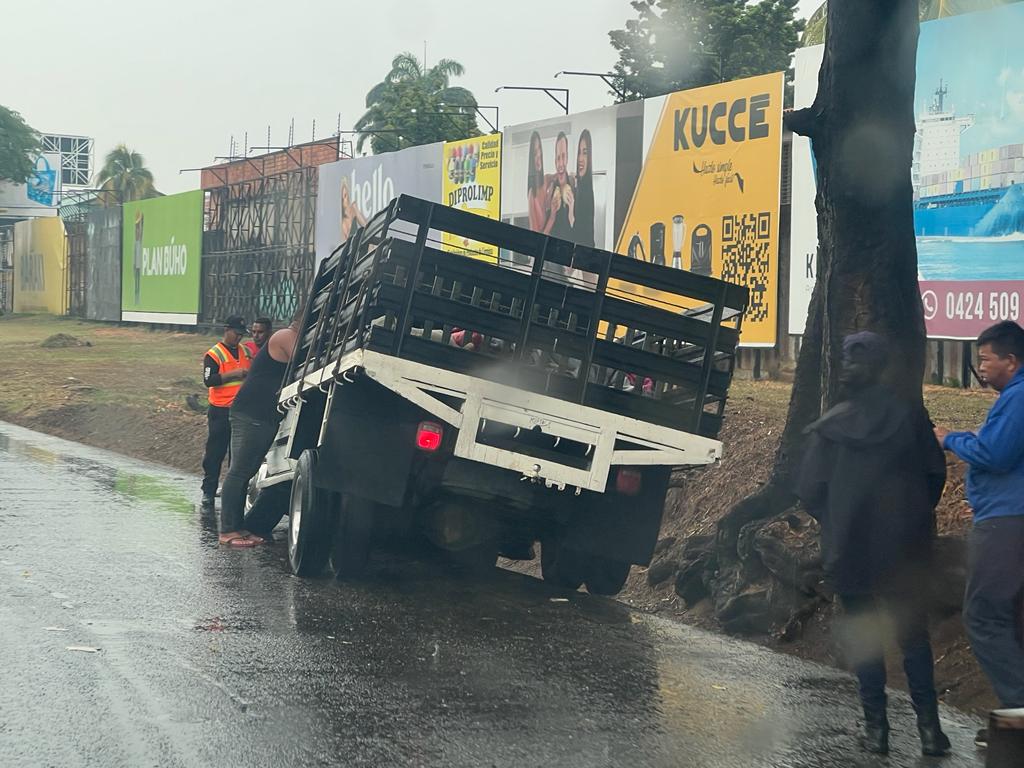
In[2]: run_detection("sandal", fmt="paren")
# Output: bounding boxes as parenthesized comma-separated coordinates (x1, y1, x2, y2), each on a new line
(219, 531, 258, 548)
(241, 532, 266, 545)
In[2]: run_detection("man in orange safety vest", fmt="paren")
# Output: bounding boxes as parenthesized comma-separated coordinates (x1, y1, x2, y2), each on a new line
(201, 316, 252, 511)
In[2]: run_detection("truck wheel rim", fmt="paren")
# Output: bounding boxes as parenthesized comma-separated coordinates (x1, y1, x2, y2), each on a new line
(288, 479, 303, 560)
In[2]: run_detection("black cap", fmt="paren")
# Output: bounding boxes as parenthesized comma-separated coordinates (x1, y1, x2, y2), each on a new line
(224, 315, 247, 332)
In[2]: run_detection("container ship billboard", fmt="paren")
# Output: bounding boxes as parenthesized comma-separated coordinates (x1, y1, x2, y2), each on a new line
(789, 3, 1024, 339)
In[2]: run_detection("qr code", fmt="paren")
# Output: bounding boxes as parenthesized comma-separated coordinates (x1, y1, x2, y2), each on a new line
(720, 212, 771, 323)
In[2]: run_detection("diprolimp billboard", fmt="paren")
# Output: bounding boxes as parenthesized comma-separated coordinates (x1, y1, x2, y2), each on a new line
(121, 190, 203, 325)
(502, 72, 785, 346)
(789, 3, 1024, 339)
(442, 134, 502, 261)
(314, 143, 444, 263)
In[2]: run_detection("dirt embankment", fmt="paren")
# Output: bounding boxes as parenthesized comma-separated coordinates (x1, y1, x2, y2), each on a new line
(0, 315, 1001, 714)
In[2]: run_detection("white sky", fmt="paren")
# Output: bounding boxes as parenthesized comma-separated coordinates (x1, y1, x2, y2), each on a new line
(1, 0, 823, 194)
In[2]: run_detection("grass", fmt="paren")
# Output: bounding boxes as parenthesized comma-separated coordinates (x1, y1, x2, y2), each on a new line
(0, 314, 218, 418)
(0, 313, 998, 446)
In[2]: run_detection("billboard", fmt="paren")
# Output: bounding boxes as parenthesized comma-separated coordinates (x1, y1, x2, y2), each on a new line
(85, 207, 122, 321)
(13, 218, 66, 314)
(121, 190, 203, 325)
(442, 134, 502, 261)
(314, 143, 444, 263)
(0, 153, 62, 217)
(789, 3, 1024, 339)
(502, 72, 785, 346)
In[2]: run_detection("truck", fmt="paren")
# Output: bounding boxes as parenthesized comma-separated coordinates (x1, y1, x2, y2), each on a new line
(256, 195, 748, 595)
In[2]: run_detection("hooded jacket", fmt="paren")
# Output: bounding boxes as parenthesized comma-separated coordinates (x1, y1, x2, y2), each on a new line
(797, 385, 947, 595)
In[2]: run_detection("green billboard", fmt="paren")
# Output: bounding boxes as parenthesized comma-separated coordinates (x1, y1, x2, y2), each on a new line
(121, 189, 203, 324)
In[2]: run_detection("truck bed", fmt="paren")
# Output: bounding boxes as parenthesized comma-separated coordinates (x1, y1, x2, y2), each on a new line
(286, 195, 748, 439)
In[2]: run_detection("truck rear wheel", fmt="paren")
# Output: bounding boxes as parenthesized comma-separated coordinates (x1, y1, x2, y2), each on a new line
(541, 536, 584, 591)
(582, 556, 632, 596)
(288, 449, 336, 577)
(330, 494, 374, 578)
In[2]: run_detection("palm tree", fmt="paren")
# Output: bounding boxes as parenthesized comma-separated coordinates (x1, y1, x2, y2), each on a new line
(355, 53, 480, 155)
(95, 144, 157, 206)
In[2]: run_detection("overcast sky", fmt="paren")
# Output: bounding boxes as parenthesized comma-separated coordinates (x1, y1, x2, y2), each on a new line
(1, 0, 822, 194)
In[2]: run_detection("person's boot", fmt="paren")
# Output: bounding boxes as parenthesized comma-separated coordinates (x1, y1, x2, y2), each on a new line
(861, 701, 890, 755)
(914, 702, 952, 757)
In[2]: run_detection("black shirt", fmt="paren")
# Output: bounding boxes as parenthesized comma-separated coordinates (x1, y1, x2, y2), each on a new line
(231, 345, 288, 423)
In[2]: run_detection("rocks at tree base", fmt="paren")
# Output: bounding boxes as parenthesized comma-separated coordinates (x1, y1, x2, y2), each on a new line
(671, 534, 715, 605)
(750, 511, 823, 595)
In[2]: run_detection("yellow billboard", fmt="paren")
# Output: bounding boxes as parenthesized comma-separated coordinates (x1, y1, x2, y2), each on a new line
(442, 134, 502, 262)
(615, 72, 784, 346)
(13, 217, 67, 314)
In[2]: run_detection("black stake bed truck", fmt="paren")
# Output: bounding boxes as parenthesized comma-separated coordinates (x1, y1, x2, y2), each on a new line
(258, 195, 748, 594)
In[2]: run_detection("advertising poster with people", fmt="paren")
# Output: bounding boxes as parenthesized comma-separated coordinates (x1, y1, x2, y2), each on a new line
(789, 3, 1024, 339)
(502, 74, 784, 346)
(12, 217, 67, 314)
(314, 143, 444, 263)
(502, 102, 638, 254)
(120, 190, 203, 325)
(442, 134, 502, 262)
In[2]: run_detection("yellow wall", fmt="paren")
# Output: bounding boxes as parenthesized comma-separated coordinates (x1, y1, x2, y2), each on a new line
(13, 217, 67, 314)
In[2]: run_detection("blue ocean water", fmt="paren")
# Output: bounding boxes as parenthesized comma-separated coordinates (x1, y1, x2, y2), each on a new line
(917, 237, 1024, 281)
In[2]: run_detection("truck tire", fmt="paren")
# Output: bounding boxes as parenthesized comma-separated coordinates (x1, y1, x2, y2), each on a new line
(582, 556, 632, 596)
(330, 494, 374, 578)
(288, 449, 336, 577)
(541, 537, 584, 591)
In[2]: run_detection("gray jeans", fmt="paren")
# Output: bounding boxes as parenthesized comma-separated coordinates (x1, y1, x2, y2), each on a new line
(964, 515, 1024, 708)
(220, 412, 279, 534)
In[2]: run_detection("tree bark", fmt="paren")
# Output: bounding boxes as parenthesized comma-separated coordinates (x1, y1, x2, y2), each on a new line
(717, 0, 924, 555)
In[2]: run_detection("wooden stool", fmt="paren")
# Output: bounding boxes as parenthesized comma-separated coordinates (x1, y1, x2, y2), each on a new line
(987, 708, 1024, 768)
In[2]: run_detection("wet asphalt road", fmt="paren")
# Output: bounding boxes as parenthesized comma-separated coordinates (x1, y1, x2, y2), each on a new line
(0, 422, 988, 768)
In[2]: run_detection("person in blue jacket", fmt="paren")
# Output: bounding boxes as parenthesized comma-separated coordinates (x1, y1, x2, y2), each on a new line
(936, 320, 1024, 748)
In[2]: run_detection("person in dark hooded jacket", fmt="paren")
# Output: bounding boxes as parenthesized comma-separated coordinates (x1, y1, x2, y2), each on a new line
(797, 331, 950, 757)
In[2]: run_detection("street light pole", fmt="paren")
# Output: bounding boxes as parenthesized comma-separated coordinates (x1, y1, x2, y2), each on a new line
(494, 86, 570, 115)
(554, 71, 629, 101)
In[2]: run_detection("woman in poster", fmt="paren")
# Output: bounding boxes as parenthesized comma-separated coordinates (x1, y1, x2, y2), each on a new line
(339, 176, 367, 244)
(573, 129, 595, 247)
(526, 131, 551, 233)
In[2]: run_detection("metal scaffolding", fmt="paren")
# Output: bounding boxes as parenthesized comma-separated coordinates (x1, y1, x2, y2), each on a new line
(0, 224, 13, 314)
(201, 166, 318, 326)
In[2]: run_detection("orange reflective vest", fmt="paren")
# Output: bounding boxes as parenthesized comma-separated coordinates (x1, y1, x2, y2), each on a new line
(207, 342, 252, 408)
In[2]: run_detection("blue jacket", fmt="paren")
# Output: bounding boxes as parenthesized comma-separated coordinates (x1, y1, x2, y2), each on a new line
(944, 369, 1024, 522)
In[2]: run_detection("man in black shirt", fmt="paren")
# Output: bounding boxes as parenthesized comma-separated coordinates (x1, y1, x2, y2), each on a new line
(217, 316, 299, 546)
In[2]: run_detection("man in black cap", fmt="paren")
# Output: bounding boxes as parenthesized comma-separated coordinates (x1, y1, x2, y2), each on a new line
(200, 315, 253, 511)
(797, 332, 951, 757)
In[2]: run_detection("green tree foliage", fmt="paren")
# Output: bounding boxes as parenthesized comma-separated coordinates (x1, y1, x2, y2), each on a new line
(0, 105, 41, 185)
(609, 0, 805, 102)
(355, 53, 480, 155)
(96, 144, 157, 206)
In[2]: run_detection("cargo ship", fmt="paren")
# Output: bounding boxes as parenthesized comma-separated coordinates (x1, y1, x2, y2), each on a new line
(913, 81, 1024, 238)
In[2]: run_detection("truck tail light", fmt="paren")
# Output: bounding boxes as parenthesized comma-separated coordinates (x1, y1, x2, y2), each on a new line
(416, 421, 444, 452)
(616, 468, 643, 496)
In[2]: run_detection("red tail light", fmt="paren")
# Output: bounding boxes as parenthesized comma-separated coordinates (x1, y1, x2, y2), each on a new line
(416, 421, 444, 452)
(616, 468, 643, 496)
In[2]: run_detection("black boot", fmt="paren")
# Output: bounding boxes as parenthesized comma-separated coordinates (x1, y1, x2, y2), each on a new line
(915, 703, 952, 757)
(861, 702, 890, 755)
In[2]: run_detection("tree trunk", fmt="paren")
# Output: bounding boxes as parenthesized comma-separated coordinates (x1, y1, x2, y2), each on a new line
(717, 0, 924, 554)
